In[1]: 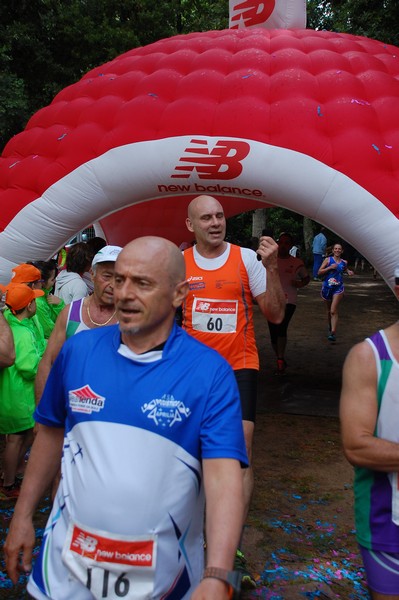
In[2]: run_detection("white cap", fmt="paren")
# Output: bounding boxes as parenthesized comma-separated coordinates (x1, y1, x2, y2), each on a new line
(91, 245, 122, 267)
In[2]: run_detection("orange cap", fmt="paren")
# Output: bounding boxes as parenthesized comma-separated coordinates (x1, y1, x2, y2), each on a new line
(5, 283, 44, 314)
(11, 263, 41, 284)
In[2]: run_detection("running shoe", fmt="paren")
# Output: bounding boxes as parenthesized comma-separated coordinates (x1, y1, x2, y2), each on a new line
(328, 333, 336, 342)
(234, 549, 257, 589)
(0, 483, 20, 500)
(274, 358, 286, 375)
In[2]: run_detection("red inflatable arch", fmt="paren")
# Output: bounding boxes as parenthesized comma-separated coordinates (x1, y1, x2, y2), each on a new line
(0, 28, 398, 285)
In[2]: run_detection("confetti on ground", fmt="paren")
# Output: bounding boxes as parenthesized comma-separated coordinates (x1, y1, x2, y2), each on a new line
(0, 501, 50, 595)
(243, 488, 371, 600)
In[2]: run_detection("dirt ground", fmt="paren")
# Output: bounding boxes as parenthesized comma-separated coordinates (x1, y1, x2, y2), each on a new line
(0, 269, 397, 599)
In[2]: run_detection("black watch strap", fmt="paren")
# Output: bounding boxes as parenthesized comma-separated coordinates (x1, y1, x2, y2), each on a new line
(202, 566, 242, 599)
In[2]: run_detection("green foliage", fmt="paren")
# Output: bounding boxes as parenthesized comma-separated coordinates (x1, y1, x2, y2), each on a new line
(307, 0, 399, 46)
(0, 0, 229, 149)
(262, 208, 305, 243)
(333, 0, 399, 46)
(226, 207, 309, 248)
(226, 211, 253, 246)
(0, 73, 29, 150)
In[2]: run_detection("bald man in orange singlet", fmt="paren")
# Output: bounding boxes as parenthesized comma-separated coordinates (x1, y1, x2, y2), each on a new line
(182, 195, 285, 588)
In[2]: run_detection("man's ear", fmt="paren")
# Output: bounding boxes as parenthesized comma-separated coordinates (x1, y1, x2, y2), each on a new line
(173, 280, 189, 308)
(185, 217, 194, 233)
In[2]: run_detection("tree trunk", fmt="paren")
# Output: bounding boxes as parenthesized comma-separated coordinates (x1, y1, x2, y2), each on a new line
(303, 217, 314, 251)
(252, 209, 267, 237)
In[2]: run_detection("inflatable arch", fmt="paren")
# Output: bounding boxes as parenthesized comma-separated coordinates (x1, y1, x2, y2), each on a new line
(0, 28, 399, 286)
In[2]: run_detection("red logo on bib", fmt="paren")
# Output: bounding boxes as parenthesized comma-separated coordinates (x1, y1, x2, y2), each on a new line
(70, 525, 154, 567)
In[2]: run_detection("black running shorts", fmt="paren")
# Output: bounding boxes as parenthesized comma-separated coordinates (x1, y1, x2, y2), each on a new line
(234, 368, 258, 423)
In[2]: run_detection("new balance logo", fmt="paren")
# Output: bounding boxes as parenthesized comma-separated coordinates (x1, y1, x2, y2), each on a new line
(73, 532, 98, 554)
(196, 302, 210, 311)
(230, 0, 275, 28)
(172, 139, 250, 180)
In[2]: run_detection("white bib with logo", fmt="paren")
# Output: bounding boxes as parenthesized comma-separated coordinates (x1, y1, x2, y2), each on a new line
(62, 520, 157, 599)
(192, 297, 238, 334)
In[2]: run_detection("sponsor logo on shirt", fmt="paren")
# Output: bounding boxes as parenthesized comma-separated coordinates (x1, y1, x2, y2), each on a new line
(141, 394, 191, 427)
(188, 275, 205, 290)
(189, 281, 206, 290)
(195, 300, 237, 314)
(215, 279, 236, 289)
(70, 525, 154, 566)
(69, 385, 105, 414)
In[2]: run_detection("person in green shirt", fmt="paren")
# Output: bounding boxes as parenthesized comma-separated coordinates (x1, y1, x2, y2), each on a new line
(7, 263, 47, 354)
(28, 260, 65, 338)
(0, 284, 45, 499)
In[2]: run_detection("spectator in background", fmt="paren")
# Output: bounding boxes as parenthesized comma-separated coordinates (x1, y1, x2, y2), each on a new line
(6, 264, 46, 356)
(86, 237, 107, 256)
(289, 243, 300, 258)
(354, 251, 366, 272)
(268, 233, 310, 375)
(35, 245, 121, 402)
(0, 284, 45, 499)
(54, 242, 91, 303)
(27, 260, 65, 339)
(312, 227, 327, 280)
(83, 237, 107, 292)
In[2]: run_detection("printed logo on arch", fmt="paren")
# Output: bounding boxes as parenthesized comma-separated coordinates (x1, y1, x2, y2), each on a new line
(171, 138, 250, 180)
(69, 385, 105, 414)
(230, 0, 276, 28)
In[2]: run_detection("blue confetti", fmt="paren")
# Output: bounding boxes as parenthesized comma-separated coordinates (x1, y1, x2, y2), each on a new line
(57, 133, 67, 141)
(372, 144, 380, 154)
(317, 106, 323, 117)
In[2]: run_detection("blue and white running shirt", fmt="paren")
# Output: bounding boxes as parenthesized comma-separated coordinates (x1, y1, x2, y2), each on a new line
(29, 323, 247, 600)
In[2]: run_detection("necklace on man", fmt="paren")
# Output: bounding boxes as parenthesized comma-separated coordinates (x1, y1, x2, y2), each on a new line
(87, 297, 116, 327)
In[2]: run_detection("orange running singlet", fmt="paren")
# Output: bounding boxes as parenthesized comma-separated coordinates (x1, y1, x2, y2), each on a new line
(183, 244, 259, 370)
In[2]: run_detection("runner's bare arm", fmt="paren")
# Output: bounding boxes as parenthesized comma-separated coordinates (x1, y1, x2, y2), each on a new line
(294, 263, 310, 288)
(255, 236, 285, 323)
(4, 425, 64, 583)
(191, 458, 244, 600)
(0, 311, 15, 367)
(318, 257, 336, 276)
(35, 306, 68, 403)
(340, 340, 399, 471)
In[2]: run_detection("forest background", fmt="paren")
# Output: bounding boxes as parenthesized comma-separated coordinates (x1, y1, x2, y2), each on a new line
(1, 0, 398, 255)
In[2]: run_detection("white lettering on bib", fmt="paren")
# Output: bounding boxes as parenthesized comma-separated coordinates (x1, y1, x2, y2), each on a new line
(192, 297, 238, 334)
(62, 521, 157, 599)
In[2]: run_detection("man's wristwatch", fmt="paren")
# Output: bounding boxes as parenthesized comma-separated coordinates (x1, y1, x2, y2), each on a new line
(202, 566, 242, 599)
